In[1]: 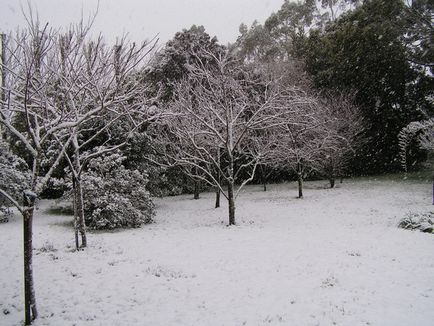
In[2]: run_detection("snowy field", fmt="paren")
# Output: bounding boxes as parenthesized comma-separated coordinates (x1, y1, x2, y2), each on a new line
(1, 177, 434, 326)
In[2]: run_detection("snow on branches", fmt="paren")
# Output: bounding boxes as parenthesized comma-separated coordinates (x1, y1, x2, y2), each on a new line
(399, 118, 434, 171)
(0, 13, 158, 323)
(0, 140, 30, 218)
(155, 52, 315, 224)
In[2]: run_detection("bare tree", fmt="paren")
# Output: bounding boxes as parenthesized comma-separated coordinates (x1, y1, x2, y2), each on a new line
(52, 23, 157, 249)
(0, 13, 158, 323)
(157, 53, 306, 224)
(399, 117, 434, 204)
(264, 91, 365, 196)
(0, 19, 72, 325)
(399, 118, 434, 168)
(264, 94, 323, 198)
(313, 93, 365, 188)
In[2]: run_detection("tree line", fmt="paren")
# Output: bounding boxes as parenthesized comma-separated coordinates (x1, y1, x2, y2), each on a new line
(0, 0, 432, 324)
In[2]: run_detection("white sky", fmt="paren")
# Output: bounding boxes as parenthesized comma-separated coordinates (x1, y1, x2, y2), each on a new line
(0, 0, 284, 46)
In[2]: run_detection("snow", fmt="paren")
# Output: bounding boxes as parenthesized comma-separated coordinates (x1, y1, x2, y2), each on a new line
(1, 177, 434, 325)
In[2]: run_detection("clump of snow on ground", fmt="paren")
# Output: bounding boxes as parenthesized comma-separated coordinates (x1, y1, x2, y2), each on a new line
(1, 177, 434, 325)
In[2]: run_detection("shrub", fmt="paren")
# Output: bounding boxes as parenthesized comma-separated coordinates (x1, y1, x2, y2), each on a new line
(398, 212, 434, 233)
(81, 152, 155, 229)
(0, 140, 31, 218)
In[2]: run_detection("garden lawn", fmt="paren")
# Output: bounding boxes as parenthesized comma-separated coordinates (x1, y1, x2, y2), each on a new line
(1, 177, 434, 325)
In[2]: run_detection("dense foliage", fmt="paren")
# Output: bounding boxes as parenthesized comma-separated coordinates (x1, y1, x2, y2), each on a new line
(1, 5, 432, 324)
(303, 0, 433, 173)
(0, 139, 30, 217)
(146, 25, 225, 102)
(81, 153, 155, 229)
(233, 0, 433, 175)
(398, 212, 434, 233)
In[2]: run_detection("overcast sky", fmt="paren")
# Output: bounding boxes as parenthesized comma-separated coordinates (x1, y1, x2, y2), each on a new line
(0, 0, 284, 46)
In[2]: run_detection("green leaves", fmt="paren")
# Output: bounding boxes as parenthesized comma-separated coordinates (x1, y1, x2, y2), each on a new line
(303, 0, 432, 173)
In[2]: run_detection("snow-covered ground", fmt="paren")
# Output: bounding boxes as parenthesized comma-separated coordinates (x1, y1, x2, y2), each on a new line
(1, 177, 434, 326)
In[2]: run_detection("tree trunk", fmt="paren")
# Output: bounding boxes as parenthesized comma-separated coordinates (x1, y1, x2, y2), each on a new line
(193, 180, 200, 200)
(216, 148, 222, 206)
(72, 178, 79, 250)
(23, 194, 37, 325)
(227, 181, 235, 225)
(1, 34, 6, 114)
(297, 162, 304, 199)
(328, 158, 335, 189)
(75, 178, 87, 248)
(215, 188, 220, 208)
(260, 165, 267, 191)
(297, 173, 303, 198)
(329, 178, 335, 188)
(73, 137, 87, 248)
(340, 176, 344, 184)
(226, 120, 235, 225)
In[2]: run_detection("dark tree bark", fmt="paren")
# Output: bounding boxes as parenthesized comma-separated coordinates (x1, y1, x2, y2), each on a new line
(297, 173, 303, 198)
(23, 193, 37, 325)
(72, 178, 79, 250)
(297, 162, 303, 199)
(227, 181, 235, 225)
(193, 180, 200, 199)
(215, 188, 220, 208)
(72, 137, 87, 249)
(75, 178, 86, 247)
(329, 178, 335, 188)
(1, 34, 6, 111)
(215, 148, 221, 207)
(260, 165, 268, 191)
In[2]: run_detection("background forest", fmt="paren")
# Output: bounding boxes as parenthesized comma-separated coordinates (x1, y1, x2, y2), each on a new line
(0, 1, 433, 324)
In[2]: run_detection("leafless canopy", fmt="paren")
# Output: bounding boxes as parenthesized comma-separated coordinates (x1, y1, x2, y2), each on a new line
(155, 52, 315, 223)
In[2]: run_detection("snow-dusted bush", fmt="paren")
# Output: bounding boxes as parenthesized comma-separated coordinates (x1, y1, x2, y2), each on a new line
(81, 153, 155, 229)
(398, 212, 434, 233)
(399, 118, 434, 170)
(0, 140, 31, 218)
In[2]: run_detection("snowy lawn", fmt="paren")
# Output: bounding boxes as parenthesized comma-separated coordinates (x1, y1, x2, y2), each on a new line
(1, 177, 434, 326)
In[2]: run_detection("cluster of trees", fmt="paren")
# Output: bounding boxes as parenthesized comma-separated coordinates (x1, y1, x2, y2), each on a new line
(140, 25, 365, 226)
(0, 13, 159, 323)
(0, 16, 364, 326)
(233, 0, 433, 173)
(0, 0, 432, 324)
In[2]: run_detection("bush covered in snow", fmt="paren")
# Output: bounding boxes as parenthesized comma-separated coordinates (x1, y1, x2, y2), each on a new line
(81, 152, 155, 229)
(398, 212, 434, 233)
(0, 140, 31, 218)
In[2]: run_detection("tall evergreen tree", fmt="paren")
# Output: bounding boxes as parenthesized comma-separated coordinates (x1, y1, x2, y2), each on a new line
(146, 25, 225, 102)
(303, 0, 433, 173)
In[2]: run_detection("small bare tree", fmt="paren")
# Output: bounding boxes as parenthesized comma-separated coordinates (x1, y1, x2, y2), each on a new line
(399, 117, 434, 204)
(399, 118, 434, 168)
(52, 24, 157, 249)
(0, 13, 158, 324)
(264, 95, 323, 198)
(313, 93, 365, 188)
(0, 19, 73, 325)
